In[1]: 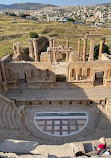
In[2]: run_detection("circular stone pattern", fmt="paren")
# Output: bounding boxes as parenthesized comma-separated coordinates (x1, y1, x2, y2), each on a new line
(34, 112, 88, 137)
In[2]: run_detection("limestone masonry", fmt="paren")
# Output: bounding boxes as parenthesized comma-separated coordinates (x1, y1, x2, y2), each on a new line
(0, 34, 111, 150)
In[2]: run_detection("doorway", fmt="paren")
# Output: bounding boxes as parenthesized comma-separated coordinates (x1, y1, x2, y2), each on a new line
(17, 72, 27, 88)
(56, 75, 66, 82)
(94, 71, 104, 86)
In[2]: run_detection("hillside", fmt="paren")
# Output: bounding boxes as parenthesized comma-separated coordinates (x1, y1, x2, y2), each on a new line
(0, 14, 111, 57)
(97, 3, 111, 6)
(0, 3, 57, 10)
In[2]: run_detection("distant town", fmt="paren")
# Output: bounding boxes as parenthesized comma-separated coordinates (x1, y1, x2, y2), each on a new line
(0, 3, 111, 28)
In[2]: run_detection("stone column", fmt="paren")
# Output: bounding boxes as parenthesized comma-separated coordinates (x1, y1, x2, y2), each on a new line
(69, 70, 71, 81)
(66, 50, 69, 62)
(50, 51, 53, 62)
(76, 73, 79, 81)
(49, 39, 53, 47)
(33, 38, 39, 62)
(53, 39, 55, 48)
(83, 38, 87, 62)
(88, 39, 95, 61)
(53, 50, 56, 62)
(78, 39, 81, 58)
(29, 39, 34, 59)
(66, 38, 69, 48)
(99, 38, 105, 60)
(13, 43, 16, 54)
(0, 61, 6, 82)
(17, 42, 22, 61)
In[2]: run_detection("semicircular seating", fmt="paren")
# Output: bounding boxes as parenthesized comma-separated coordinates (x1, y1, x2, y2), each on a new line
(0, 95, 25, 130)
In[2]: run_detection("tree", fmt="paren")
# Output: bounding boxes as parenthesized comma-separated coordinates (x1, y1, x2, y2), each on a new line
(94, 44, 110, 60)
(9, 13, 16, 16)
(20, 14, 26, 18)
(29, 32, 38, 38)
(67, 18, 75, 22)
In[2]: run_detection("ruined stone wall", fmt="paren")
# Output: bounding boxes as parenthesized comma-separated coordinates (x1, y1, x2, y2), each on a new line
(29, 37, 49, 61)
(0, 33, 23, 41)
(4, 62, 55, 88)
(69, 61, 111, 87)
(4, 60, 111, 88)
(38, 36, 49, 54)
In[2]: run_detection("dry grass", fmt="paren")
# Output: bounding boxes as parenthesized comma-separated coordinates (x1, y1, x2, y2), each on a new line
(0, 14, 111, 57)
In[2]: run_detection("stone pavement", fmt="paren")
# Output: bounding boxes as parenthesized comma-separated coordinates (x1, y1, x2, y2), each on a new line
(0, 152, 110, 158)
(1, 138, 111, 158)
(5, 87, 111, 101)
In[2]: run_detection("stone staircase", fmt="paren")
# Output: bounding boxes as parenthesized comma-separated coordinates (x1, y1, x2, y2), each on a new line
(0, 95, 24, 130)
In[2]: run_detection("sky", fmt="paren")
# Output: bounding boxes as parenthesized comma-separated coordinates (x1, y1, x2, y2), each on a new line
(0, 0, 111, 6)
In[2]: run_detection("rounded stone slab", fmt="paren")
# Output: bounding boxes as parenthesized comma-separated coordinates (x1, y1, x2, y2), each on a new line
(22, 105, 99, 144)
(0, 139, 38, 154)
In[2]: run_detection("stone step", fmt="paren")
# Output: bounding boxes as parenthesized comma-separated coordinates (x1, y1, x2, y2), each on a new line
(11, 107, 18, 130)
(15, 105, 25, 129)
(1, 103, 8, 128)
(0, 97, 24, 130)
(0, 95, 25, 130)
(6, 105, 14, 129)
(0, 102, 4, 128)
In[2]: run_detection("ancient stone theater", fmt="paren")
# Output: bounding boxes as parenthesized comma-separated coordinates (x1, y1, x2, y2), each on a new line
(0, 34, 111, 145)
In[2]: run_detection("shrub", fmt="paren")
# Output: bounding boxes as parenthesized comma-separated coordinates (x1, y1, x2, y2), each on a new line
(29, 32, 38, 38)
(94, 44, 110, 60)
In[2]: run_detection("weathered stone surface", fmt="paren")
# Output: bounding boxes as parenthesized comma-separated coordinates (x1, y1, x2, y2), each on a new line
(73, 142, 85, 153)
(36, 143, 74, 157)
(0, 139, 38, 154)
(0, 152, 48, 158)
(0, 141, 74, 157)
